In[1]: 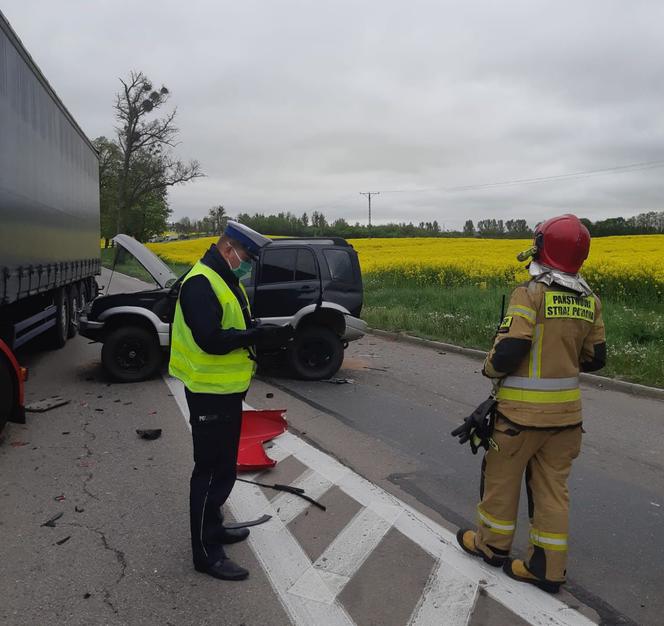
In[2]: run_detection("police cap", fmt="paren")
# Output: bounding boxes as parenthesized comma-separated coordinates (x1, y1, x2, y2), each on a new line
(224, 221, 271, 259)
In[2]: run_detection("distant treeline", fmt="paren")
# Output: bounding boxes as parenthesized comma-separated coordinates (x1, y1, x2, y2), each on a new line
(171, 209, 664, 239)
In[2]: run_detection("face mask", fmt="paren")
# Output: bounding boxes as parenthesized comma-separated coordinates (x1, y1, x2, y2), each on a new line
(230, 246, 252, 279)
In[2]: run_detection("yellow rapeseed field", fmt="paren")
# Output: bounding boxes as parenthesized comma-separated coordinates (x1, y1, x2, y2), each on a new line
(147, 234, 664, 301)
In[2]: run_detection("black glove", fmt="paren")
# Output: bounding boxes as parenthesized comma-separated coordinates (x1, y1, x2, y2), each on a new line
(254, 325, 295, 350)
(451, 397, 497, 454)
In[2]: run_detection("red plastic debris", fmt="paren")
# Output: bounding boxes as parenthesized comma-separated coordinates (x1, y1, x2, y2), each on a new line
(237, 409, 287, 472)
(10, 440, 29, 448)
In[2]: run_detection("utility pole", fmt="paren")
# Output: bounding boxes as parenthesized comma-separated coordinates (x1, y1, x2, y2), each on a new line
(360, 191, 380, 229)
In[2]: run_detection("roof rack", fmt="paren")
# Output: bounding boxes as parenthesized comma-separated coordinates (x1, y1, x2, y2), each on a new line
(269, 237, 350, 247)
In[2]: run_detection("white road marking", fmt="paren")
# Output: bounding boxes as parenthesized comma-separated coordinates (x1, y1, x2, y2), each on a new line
(164, 375, 595, 626)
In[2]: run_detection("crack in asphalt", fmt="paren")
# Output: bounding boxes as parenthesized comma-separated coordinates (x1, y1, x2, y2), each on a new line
(67, 521, 128, 615)
(80, 420, 99, 502)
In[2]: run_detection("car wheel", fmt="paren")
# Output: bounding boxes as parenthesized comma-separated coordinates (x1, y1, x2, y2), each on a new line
(101, 326, 162, 382)
(49, 288, 69, 349)
(288, 325, 344, 380)
(67, 285, 79, 338)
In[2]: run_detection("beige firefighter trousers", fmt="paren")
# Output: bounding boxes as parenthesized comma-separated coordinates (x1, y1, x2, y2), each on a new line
(474, 415, 582, 582)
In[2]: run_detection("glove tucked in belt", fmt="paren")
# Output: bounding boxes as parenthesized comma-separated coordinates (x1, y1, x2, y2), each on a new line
(451, 397, 498, 454)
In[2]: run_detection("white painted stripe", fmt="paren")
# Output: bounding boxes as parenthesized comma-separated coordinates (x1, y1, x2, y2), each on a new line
(165, 375, 595, 626)
(229, 479, 356, 624)
(268, 468, 335, 526)
(273, 432, 595, 626)
(408, 560, 479, 626)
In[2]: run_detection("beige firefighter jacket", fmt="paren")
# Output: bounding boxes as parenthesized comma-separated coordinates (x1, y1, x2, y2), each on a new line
(484, 280, 605, 428)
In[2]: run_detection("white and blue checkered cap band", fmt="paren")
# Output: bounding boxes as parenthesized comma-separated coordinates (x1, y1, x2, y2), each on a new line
(224, 221, 271, 258)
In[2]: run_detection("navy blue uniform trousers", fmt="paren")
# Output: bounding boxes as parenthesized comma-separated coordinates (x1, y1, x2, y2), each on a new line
(185, 388, 244, 565)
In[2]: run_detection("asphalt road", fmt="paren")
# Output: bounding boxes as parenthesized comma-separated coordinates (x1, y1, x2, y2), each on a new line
(264, 335, 664, 626)
(2, 268, 657, 625)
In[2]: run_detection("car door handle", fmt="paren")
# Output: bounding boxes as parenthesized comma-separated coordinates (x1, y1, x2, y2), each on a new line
(299, 285, 315, 292)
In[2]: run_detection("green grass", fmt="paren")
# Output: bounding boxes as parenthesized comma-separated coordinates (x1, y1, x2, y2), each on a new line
(363, 278, 664, 389)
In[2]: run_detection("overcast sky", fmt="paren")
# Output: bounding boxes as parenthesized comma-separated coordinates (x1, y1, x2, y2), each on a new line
(4, 1, 664, 228)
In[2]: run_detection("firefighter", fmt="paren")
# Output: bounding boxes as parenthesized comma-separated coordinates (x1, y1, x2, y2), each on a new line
(169, 221, 293, 580)
(455, 214, 606, 593)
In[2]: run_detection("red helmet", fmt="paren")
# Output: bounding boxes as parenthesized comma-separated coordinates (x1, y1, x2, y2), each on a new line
(534, 214, 590, 274)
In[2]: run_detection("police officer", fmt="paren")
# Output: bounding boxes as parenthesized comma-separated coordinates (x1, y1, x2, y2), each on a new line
(169, 221, 293, 580)
(455, 214, 606, 593)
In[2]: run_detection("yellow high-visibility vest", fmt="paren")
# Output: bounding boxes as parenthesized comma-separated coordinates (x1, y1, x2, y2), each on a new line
(169, 261, 255, 393)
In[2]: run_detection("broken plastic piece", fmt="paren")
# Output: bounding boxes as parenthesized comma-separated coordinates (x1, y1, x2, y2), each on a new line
(323, 377, 354, 384)
(25, 396, 69, 412)
(136, 428, 162, 440)
(56, 536, 71, 545)
(223, 514, 272, 529)
(41, 512, 63, 527)
(237, 409, 287, 471)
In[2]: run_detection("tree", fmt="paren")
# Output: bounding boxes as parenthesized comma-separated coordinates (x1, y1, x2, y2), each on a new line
(463, 220, 475, 236)
(94, 136, 122, 247)
(112, 71, 203, 239)
(208, 205, 228, 235)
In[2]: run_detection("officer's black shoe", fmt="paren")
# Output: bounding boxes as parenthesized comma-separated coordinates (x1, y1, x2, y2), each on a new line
(194, 558, 249, 581)
(207, 526, 250, 545)
(456, 529, 507, 567)
(502, 559, 561, 594)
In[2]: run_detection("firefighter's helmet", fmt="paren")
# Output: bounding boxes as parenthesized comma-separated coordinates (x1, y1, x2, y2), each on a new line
(533, 214, 590, 274)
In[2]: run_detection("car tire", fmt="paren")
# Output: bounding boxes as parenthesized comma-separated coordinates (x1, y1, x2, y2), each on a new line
(101, 326, 162, 382)
(288, 325, 344, 380)
(67, 285, 79, 339)
(49, 288, 69, 349)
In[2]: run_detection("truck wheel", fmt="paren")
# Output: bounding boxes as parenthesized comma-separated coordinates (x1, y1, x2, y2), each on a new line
(49, 288, 69, 349)
(0, 358, 13, 433)
(288, 326, 344, 380)
(67, 285, 79, 338)
(102, 326, 162, 382)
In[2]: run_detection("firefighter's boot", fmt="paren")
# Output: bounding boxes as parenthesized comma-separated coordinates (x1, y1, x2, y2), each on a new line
(456, 529, 507, 567)
(502, 558, 561, 594)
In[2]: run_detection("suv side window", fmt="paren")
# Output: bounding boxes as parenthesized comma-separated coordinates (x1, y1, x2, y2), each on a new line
(261, 248, 296, 283)
(295, 249, 318, 281)
(323, 249, 353, 283)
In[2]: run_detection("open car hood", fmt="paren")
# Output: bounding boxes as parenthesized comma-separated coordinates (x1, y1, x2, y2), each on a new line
(112, 234, 177, 289)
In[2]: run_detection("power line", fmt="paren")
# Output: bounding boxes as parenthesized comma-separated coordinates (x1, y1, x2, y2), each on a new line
(378, 158, 664, 194)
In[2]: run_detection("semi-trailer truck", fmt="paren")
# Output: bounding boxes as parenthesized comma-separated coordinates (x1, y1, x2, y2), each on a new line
(0, 10, 100, 432)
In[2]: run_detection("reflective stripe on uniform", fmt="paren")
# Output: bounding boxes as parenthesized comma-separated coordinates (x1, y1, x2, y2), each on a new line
(477, 507, 515, 535)
(501, 376, 579, 391)
(507, 304, 536, 324)
(528, 324, 544, 378)
(530, 529, 568, 551)
(496, 387, 581, 403)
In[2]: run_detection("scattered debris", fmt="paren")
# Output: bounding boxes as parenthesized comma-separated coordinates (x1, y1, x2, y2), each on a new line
(266, 392, 274, 399)
(94, 408, 104, 412)
(97, 395, 103, 399)
(323, 377, 354, 384)
(41, 512, 63, 527)
(11, 440, 29, 447)
(62, 431, 70, 435)
(237, 478, 326, 511)
(651, 502, 661, 508)
(113, 399, 121, 403)
(136, 428, 162, 440)
(25, 396, 69, 412)
(54, 494, 66, 502)
(149, 410, 157, 415)
(83, 593, 91, 599)
(123, 401, 133, 406)
(223, 514, 272, 529)
(75, 506, 85, 513)
(77, 459, 95, 468)
(55, 536, 71, 546)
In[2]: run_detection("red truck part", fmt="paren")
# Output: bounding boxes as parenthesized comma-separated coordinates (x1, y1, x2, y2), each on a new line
(0, 338, 26, 431)
(237, 409, 288, 471)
